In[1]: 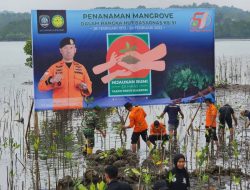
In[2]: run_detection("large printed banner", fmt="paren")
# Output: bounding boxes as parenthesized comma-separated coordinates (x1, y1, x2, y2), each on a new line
(32, 9, 215, 111)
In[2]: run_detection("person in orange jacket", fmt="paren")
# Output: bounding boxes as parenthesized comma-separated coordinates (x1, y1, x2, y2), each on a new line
(38, 37, 92, 110)
(122, 102, 151, 153)
(205, 98, 219, 151)
(149, 120, 169, 148)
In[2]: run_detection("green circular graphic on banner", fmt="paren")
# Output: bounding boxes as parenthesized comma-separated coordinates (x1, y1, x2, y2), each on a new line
(51, 15, 64, 28)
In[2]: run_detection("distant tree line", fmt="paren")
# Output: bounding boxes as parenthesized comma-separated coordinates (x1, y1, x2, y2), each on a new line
(0, 11, 30, 41)
(1, 3, 250, 41)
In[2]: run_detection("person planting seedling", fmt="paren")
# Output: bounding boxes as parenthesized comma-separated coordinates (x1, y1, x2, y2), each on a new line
(81, 106, 106, 155)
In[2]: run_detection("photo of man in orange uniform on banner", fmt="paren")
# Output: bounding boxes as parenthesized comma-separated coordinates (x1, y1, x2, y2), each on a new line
(38, 37, 92, 110)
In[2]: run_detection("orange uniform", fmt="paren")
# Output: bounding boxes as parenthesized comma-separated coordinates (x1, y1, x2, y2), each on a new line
(38, 60, 92, 110)
(129, 106, 148, 132)
(205, 104, 217, 128)
(150, 122, 167, 135)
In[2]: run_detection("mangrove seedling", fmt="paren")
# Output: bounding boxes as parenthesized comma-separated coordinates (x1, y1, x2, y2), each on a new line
(34, 137, 40, 152)
(167, 171, 176, 183)
(141, 168, 152, 186)
(99, 151, 109, 160)
(76, 184, 88, 190)
(97, 181, 106, 190)
(232, 176, 241, 186)
(89, 183, 96, 190)
(116, 147, 124, 158)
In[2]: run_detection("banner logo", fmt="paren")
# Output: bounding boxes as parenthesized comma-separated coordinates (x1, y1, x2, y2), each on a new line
(39, 15, 50, 28)
(37, 10, 67, 33)
(190, 12, 212, 32)
(52, 15, 64, 28)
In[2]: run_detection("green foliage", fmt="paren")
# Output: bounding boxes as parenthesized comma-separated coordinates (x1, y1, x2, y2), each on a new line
(23, 39, 32, 68)
(125, 167, 152, 185)
(167, 66, 213, 97)
(196, 146, 209, 167)
(162, 158, 169, 166)
(181, 144, 187, 153)
(64, 134, 74, 144)
(131, 168, 141, 176)
(50, 143, 57, 152)
(232, 139, 239, 158)
(116, 147, 124, 158)
(9, 169, 15, 177)
(64, 151, 73, 160)
(73, 181, 106, 190)
(0, 11, 30, 41)
(142, 173, 152, 185)
(202, 174, 209, 183)
(232, 176, 241, 186)
(77, 184, 88, 190)
(140, 168, 152, 185)
(97, 181, 106, 190)
(33, 137, 40, 152)
(124, 168, 134, 177)
(2, 137, 21, 150)
(89, 183, 96, 190)
(74, 179, 86, 190)
(99, 151, 109, 160)
(112, 121, 123, 134)
(156, 115, 163, 120)
(167, 171, 176, 183)
(151, 149, 162, 165)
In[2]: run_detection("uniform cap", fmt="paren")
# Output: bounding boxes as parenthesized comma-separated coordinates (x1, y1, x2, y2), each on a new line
(59, 37, 75, 48)
(154, 120, 160, 126)
(124, 102, 132, 110)
(204, 98, 212, 103)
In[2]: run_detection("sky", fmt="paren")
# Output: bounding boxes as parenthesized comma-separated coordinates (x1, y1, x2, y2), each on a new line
(0, 0, 250, 13)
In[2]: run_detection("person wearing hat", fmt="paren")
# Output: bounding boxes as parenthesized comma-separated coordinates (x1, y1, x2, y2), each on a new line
(166, 154, 190, 190)
(204, 98, 219, 152)
(81, 106, 106, 155)
(122, 102, 152, 153)
(240, 110, 250, 128)
(149, 120, 169, 148)
(38, 37, 92, 110)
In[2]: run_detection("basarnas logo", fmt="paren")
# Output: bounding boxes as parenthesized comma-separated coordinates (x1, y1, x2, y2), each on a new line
(190, 12, 212, 32)
(37, 10, 67, 34)
(39, 15, 50, 28)
(52, 15, 64, 28)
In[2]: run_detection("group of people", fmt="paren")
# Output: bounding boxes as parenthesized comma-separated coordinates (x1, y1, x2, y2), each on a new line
(81, 100, 250, 189)
(81, 98, 250, 156)
(81, 101, 184, 155)
(80, 101, 190, 189)
(104, 153, 190, 190)
(122, 102, 183, 153)
(204, 98, 250, 153)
